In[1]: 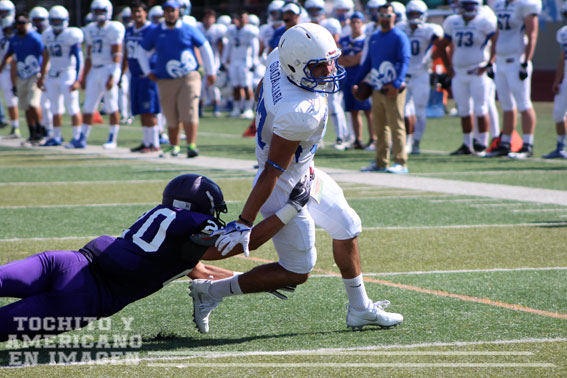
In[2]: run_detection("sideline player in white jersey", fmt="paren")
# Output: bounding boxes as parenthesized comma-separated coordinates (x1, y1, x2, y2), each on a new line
(190, 23, 403, 333)
(436, 0, 497, 155)
(222, 11, 259, 119)
(306, 0, 352, 150)
(76, 0, 125, 149)
(178, 0, 197, 26)
(0, 14, 19, 138)
(259, 0, 284, 56)
(487, 0, 540, 158)
(397, 0, 443, 154)
(37, 6, 83, 147)
(543, 5, 567, 159)
(197, 9, 226, 117)
(118, 7, 133, 126)
(332, 0, 354, 37)
(364, 0, 385, 36)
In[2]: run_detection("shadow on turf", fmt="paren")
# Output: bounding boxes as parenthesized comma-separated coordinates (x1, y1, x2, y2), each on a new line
(0, 327, 394, 367)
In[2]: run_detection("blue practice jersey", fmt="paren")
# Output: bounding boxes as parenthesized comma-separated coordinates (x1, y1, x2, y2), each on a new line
(8, 29, 44, 79)
(338, 34, 367, 81)
(141, 19, 206, 79)
(125, 21, 156, 77)
(79, 205, 222, 304)
(269, 25, 286, 50)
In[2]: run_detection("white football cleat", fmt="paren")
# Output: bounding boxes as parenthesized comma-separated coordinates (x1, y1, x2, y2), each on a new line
(240, 109, 254, 119)
(346, 300, 403, 330)
(230, 107, 241, 118)
(103, 141, 117, 149)
(189, 279, 222, 333)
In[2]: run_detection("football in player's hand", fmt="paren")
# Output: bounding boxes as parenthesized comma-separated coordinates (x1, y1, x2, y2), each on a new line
(352, 82, 372, 101)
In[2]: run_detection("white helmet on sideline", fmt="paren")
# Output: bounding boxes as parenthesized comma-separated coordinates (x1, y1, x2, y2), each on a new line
(49, 6, 69, 32)
(91, 0, 113, 22)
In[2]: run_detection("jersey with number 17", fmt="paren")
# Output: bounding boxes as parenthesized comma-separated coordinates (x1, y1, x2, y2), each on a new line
(83, 21, 125, 66)
(255, 50, 328, 193)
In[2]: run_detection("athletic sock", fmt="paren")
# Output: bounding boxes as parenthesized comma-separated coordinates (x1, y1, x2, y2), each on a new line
(81, 124, 92, 140)
(53, 127, 62, 141)
(208, 275, 242, 299)
(343, 275, 371, 312)
(463, 133, 472, 148)
(479, 132, 489, 147)
(72, 126, 82, 139)
(501, 133, 512, 144)
(557, 135, 566, 146)
(522, 133, 534, 145)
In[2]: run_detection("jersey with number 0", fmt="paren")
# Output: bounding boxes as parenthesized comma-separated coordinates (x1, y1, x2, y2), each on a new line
(79, 204, 222, 302)
(42, 27, 83, 72)
(225, 24, 259, 67)
(83, 21, 125, 66)
(443, 13, 496, 70)
(397, 21, 443, 75)
(256, 50, 328, 193)
(492, 0, 541, 57)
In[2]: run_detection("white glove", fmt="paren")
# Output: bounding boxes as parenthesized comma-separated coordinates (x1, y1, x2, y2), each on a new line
(213, 221, 252, 257)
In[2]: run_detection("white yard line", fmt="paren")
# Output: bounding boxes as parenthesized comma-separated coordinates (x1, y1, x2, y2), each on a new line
(311, 267, 567, 277)
(1, 138, 566, 205)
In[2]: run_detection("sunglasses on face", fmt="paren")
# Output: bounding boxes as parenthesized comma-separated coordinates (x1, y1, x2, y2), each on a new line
(379, 13, 394, 18)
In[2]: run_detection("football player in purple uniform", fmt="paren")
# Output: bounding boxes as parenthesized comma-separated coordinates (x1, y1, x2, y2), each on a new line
(0, 173, 310, 341)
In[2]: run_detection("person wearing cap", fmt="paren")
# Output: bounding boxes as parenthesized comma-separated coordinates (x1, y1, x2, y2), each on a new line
(355, 3, 410, 174)
(0, 12, 45, 144)
(268, 2, 301, 52)
(139, 0, 216, 158)
(338, 11, 375, 150)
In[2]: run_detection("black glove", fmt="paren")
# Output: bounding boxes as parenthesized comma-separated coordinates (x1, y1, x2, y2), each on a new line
(11, 86, 16, 96)
(519, 62, 528, 81)
(288, 175, 312, 211)
(268, 285, 296, 300)
(249, 65, 256, 73)
(439, 74, 451, 90)
(219, 64, 226, 72)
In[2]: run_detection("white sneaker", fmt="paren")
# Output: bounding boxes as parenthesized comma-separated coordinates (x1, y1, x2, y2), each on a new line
(189, 279, 222, 333)
(103, 141, 117, 149)
(240, 109, 254, 119)
(346, 300, 403, 330)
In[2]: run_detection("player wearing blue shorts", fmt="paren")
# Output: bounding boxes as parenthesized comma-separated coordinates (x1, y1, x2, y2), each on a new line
(0, 173, 310, 341)
(123, 1, 161, 153)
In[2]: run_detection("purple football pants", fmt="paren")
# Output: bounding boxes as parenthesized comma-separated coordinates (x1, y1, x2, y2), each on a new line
(0, 250, 103, 341)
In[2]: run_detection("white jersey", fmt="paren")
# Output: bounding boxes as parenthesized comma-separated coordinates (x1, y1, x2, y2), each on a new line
(256, 50, 328, 192)
(492, 0, 541, 57)
(197, 22, 226, 68)
(259, 22, 282, 49)
(0, 30, 10, 65)
(443, 12, 496, 70)
(224, 24, 259, 67)
(42, 27, 83, 73)
(364, 22, 380, 36)
(320, 18, 342, 38)
(397, 21, 443, 75)
(83, 21, 125, 66)
(182, 15, 198, 26)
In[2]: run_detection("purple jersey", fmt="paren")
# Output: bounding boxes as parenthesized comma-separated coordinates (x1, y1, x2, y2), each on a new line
(80, 205, 222, 305)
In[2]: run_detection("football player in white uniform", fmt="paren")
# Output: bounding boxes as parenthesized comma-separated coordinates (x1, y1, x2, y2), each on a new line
(0, 14, 19, 138)
(398, 0, 443, 154)
(332, 0, 354, 37)
(259, 0, 284, 56)
(118, 6, 133, 126)
(190, 23, 403, 333)
(76, 0, 125, 149)
(364, 0, 386, 36)
(306, 0, 353, 150)
(436, 0, 497, 155)
(488, 0, 541, 158)
(37, 6, 83, 147)
(30, 6, 52, 139)
(148, 5, 164, 25)
(197, 9, 226, 117)
(543, 4, 567, 159)
(222, 11, 259, 119)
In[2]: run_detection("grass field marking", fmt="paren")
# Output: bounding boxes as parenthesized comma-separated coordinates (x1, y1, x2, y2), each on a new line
(145, 362, 556, 368)
(418, 169, 567, 176)
(428, 198, 504, 203)
(238, 255, 567, 320)
(359, 267, 567, 276)
(0, 179, 169, 186)
(148, 351, 534, 356)
(511, 208, 567, 213)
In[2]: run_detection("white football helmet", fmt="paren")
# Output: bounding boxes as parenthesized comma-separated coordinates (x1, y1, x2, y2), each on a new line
(217, 15, 231, 26)
(366, 0, 386, 22)
(459, 0, 480, 17)
(49, 6, 69, 32)
(149, 5, 164, 24)
(1, 15, 13, 34)
(278, 23, 345, 93)
(248, 13, 260, 26)
(305, 0, 326, 23)
(91, 0, 113, 22)
(30, 6, 49, 31)
(178, 0, 191, 16)
(0, 0, 14, 19)
(332, 0, 354, 22)
(119, 7, 132, 24)
(406, 0, 428, 26)
(268, 0, 285, 23)
(391, 2, 406, 23)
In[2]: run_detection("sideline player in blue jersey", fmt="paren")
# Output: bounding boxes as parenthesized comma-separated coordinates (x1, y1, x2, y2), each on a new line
(138, 0, 216, 158)
(0, 12, 44, 144)
(0, 173, 311, 341)
(122, 1, 161, 153)
(338, 11, 375, 151)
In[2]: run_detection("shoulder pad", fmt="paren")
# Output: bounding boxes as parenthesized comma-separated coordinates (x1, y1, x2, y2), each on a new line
(67, 27, 84, 44)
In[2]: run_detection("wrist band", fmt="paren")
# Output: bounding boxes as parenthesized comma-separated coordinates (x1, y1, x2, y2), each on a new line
(238, 214, 253, 227)
(266, 159, 285, 173)
(275, 203, 299, 225)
